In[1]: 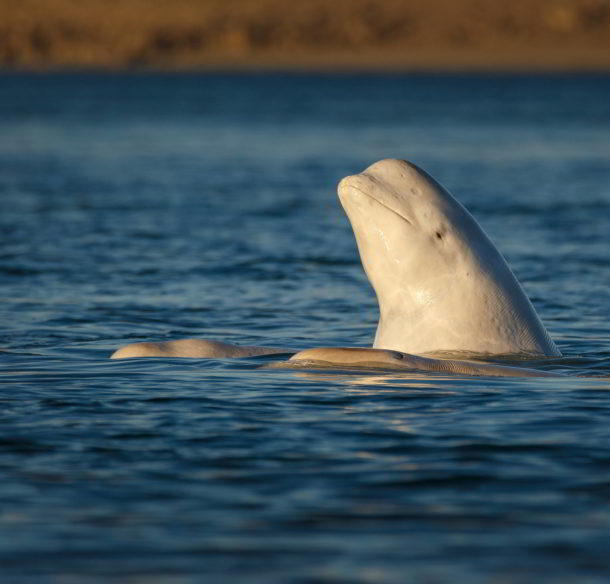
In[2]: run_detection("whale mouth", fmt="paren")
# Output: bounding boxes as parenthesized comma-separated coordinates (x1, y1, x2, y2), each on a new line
(340, 178, 413, 226)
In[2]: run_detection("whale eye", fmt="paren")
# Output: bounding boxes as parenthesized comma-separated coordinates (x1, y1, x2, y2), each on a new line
(435, 231, 443, 240)
(392, 351, 404, 360)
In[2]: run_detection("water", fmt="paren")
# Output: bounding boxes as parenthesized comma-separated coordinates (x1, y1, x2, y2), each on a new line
(1, 72, 609, 583)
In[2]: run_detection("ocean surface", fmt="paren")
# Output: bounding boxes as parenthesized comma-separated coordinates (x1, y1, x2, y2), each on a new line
(1, 72, 609, 583)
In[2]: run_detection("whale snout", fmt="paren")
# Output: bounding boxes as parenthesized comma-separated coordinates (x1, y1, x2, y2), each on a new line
(338, 170, 415, 229)
(338, 159, 420, 206)
(337, 174, 358, 200)
(337, 173, 378, 205)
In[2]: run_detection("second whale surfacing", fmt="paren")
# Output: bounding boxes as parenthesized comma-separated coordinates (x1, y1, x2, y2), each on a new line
(111, 159, 560, 376)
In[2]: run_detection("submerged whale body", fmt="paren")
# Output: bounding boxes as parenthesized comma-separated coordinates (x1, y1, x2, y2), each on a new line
(111, 159, 560, 375)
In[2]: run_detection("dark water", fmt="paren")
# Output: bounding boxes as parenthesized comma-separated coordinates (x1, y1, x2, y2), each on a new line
(1, 73, 609, 583)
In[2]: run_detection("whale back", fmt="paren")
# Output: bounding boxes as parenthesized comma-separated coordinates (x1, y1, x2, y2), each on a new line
(338, 159, 560, 357)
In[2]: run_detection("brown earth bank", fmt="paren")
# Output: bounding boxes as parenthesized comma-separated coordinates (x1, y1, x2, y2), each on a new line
(1, 0, 610, 71)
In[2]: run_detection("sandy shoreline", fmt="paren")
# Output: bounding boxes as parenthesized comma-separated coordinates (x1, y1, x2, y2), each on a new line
(2, 0, 610, 71)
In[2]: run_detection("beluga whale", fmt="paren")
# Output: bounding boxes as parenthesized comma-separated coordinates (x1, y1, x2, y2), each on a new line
(111, 159, 561, 376)
(337, 159, 559, 357)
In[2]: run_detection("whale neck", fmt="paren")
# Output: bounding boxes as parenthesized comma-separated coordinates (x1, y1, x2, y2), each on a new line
(372, 262, 560, 357)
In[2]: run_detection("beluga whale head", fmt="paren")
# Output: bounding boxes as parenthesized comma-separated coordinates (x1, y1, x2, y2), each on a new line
(338, 159, 560, 357)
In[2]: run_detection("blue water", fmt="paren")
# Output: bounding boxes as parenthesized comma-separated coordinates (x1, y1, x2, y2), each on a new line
(1, 72, 609, 583)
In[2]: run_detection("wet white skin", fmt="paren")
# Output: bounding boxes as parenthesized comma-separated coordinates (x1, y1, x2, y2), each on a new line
(111, 159, 560, 375)
(338, 159, 559, 357)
